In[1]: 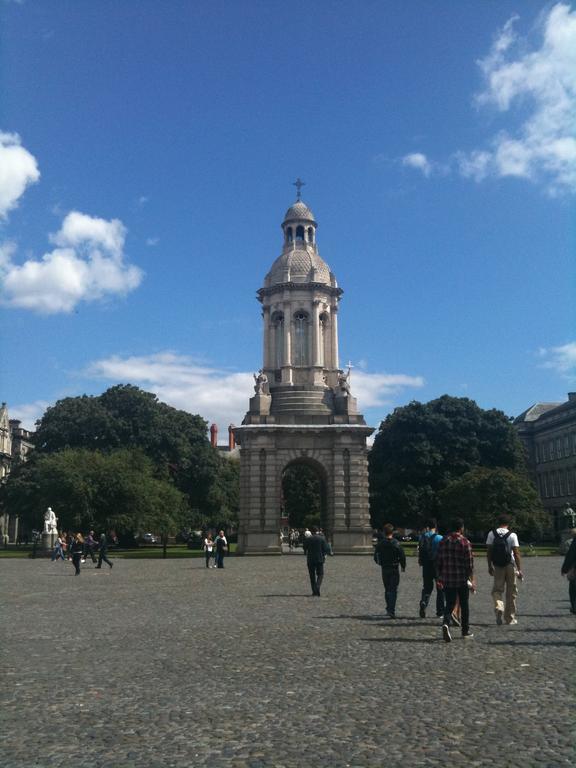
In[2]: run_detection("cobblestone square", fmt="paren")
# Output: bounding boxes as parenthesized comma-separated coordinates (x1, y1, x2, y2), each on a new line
(1, 554, 574, 767)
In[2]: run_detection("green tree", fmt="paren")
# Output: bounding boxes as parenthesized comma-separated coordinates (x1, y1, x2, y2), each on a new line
(2, 448, 186, 536)
(32, 384, 221, 514)
(369, 395, 528, 529)
(439, 467, 547, 540)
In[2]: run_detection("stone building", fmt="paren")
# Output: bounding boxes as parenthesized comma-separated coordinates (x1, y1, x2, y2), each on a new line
(514, 392, 576, 531)
(234, 194, 374, 554)
(0, 403, 35, 542)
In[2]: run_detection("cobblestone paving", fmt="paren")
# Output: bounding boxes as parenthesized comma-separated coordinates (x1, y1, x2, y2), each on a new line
(1, 553, 575, 768)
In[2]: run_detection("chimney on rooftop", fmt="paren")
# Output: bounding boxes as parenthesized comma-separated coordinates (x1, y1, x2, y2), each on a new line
(210, 423, 218, 448)
(228, 425, 236, 451)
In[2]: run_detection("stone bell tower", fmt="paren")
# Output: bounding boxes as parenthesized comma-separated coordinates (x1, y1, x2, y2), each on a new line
(234, 186, 374, 554)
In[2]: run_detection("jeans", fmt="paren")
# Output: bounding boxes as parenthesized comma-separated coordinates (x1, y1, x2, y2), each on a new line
(97, 551, 112, 568)
(72, 553, 82, 575)
(215, 550, 225, 568)
(443, 585, 470, 634)
(205, 551, 213, 568)
(491, 564, 518, 622)
(420, 561, 445, 615)
(307, 561, 324, 595)
(569, 579, 576, 613)
(381, 567, 400, 615)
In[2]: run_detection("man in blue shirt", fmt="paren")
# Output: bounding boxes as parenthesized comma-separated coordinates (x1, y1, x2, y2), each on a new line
(418, 518, 445, 618)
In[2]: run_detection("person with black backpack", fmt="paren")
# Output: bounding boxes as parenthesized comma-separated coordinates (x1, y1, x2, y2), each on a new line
(417, 518, 445, 619)
(486, 514, 523, 625)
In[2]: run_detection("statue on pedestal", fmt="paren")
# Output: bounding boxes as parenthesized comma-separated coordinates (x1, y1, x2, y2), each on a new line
(43, 507, 58, 535)
(337, 368, 351, 396)
(253, 370, 268, 395)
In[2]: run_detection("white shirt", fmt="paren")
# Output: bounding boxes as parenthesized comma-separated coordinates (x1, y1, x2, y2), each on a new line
(486, 527, 519, 565)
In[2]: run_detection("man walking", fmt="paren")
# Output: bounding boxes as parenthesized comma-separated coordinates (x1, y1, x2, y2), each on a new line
(417, 518, 444, 618)
(84, 530, 98, 564)
(303, 526, 330, 596)
(437, 518, 474, 641)
(374, 524, 406, 618)
(215, 530, 228, 569)
(486, 514, 523, 625)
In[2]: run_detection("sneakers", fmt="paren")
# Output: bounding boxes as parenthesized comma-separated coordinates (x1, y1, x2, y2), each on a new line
(462, 632, 474, 639)
(442, 623, 452, 643)
(419, 604, 426, 618)
(496, 609, 503, 625)
(506, 618, 518, 625)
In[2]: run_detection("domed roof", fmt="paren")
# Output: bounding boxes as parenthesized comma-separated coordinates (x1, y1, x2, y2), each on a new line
(265, 247, 332, 287)
(283, 200, 316, 224)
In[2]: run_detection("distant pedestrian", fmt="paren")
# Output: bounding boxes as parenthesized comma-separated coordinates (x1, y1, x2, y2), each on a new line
(560, 528, 576, 614)
(303, 526, 330, 596)
(96, 533, 113, 569)
(437, 518, 475, 641)
(373, 524, 406, 618)
(417, 518, 445, 618)
(204, 533, 215, 568)
(84, 530, 98, 564)
(486, 514, 523, 625)
(71, 533, 84, 575)
(215, 530, 228, 569)
(51, 533, 66, 562)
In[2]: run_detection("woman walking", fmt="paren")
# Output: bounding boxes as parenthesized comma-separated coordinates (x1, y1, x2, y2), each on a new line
(204, 533, 215, 568)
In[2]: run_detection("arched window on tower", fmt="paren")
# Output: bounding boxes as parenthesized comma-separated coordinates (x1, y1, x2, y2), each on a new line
(307, 227, 314, 244)
(293, 311, 310, 366)
(286, 226, 293, 243)
(296, 225, 305, 241)
(272, 311, 284, 371)
(319, 312, 329, 367)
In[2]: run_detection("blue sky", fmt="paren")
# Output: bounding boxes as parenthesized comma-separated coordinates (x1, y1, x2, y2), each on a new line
(1, 0, 575, 440)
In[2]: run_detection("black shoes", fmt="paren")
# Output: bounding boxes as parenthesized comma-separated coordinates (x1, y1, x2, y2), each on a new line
(419, 604, 426, 618)
(442, 624, 452, 642)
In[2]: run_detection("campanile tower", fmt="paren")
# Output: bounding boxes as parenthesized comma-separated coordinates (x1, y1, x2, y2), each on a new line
(234, 190, 374, 554)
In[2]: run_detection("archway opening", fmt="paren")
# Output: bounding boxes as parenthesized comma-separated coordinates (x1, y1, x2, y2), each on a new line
(281, 459, 328, 536)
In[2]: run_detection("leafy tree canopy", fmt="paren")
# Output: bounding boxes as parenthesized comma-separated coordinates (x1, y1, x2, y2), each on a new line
(439, 467, 547, 540)
(369, 395, 528, 529)
(2, 448, 186, 536)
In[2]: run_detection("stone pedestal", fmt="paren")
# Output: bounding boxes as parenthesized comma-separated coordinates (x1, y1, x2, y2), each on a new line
(249, 393, 271, 416)
(42, 532, 58, 552)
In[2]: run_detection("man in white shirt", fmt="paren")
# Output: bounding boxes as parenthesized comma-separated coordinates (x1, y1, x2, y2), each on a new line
(486, 514, 523, 625)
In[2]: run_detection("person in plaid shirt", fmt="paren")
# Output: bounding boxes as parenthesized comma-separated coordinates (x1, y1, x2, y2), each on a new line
(436, 517, 475, 642)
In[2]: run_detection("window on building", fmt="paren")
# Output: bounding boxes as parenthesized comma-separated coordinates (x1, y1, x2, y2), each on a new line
(559, 470, 566, 496)
(272, 312, 284, 369)
(567, 468, 575, 495)
(295, 225, 305, 241)
(556, 438, 562, 458)
(293, 311, 309, 366)
(307, 227, 314, 243)
(286, 227, 293, 243)
(319, 312, 329, 367)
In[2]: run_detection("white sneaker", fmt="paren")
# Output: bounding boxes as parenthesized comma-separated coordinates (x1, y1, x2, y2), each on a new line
(442, 624, 452, 643)
(506, 618, 518, 625)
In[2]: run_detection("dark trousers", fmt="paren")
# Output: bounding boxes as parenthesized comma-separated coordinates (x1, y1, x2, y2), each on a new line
(307, 560, 324, 595)
(381, 566, 400, 615)
(84, 545, 97, 563)
(97, 551, 112, 568)
(420, 562, 445, 615)
(205, 550, 213, 568)
(215, 550, 224, 568)
(72, 553, 81, 575)
(443, 585, 470, 634)
(569, 579, 576, 613)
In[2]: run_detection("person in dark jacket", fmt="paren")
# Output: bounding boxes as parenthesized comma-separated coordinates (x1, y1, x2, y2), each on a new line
(303, 526, 330, 597)
(96, 533, 113, 569)
(70, 533, 84, 575)
(561, 528, 576, 614)
(374, 524, 406, 618)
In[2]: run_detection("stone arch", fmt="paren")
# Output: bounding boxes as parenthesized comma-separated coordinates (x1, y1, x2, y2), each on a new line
(278, 453, 332, 538)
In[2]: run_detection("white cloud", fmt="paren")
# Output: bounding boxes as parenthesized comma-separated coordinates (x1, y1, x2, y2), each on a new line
(352, 371, 425, 408)
(458, 3, 576, 194)
(84, 352, 425, 436)
(538, 342, 576, 377)
(146, 237, 159, 247)
(0, 132, 40, 219)
(0, 211, 143, 313)
(9, 400, 50, 431)
(402, 153, 432, 177)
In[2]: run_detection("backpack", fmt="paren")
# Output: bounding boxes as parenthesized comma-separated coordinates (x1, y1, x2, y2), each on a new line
(419, 533, 437, 564)
(491, 529, 512, 566)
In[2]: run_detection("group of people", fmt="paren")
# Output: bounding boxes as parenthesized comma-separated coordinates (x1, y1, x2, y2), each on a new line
(203, 531, 228, 569)
(372, 513, 576, 642)
(51, 530, 113, 575)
